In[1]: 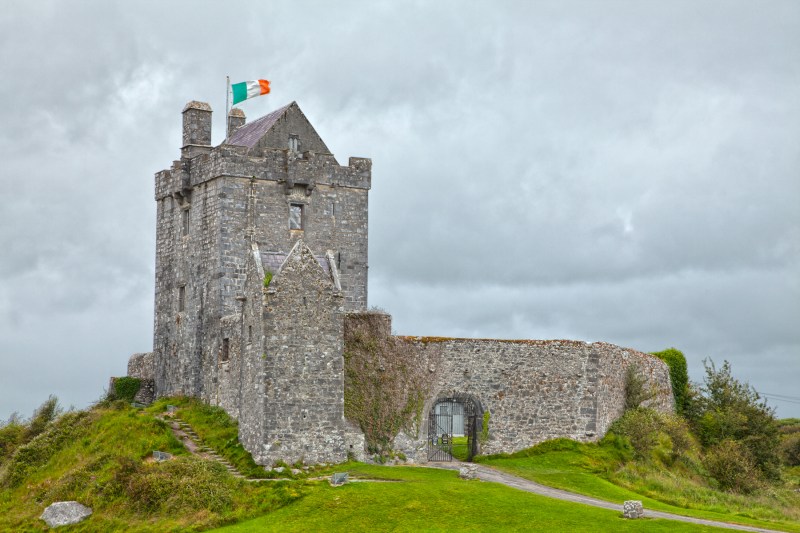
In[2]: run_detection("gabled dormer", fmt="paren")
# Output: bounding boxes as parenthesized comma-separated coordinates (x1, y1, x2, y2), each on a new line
(225, 101, 332, 158)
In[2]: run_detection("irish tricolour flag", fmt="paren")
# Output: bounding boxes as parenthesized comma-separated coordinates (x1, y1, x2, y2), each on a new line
(231, 79, 271, 105)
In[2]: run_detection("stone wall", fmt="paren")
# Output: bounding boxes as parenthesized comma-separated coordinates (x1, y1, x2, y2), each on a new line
(256, 241, 363, 465)
(127, 352, 154, 379)
(394, 337, 674, 460)
(380, 333, 673, 462)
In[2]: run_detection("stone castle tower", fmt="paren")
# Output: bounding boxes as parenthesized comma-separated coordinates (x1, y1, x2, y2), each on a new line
(126, 99, 675, 467)
(148, 101, 369, 463)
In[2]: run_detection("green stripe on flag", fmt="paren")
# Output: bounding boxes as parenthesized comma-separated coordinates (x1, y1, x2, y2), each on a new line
(232, 82, 248, 105)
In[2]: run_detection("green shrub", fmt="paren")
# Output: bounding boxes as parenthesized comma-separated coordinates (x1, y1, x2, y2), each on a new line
(609, 407, 661, 459)
(689, 359, 781, 480)
(651, 348, 689, 414)
(781, 433, 800, 466)
(110, 377, 142, 402)
(26, 396, 61, 441)
(0, 417, 25, 465)
(659, 414, 698, 463)
(624, 365, 656, 410)
(703, 439, 762, 493)
(263, 271, 273, 287)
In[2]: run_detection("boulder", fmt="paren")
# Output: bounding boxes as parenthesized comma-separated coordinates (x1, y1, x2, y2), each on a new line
(623, 500, 644, 519)
(40, 501, 92, 528)
(459, 464, 479, 480)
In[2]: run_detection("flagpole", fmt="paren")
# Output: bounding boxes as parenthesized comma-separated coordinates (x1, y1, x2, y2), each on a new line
(225, 75, 231, 143)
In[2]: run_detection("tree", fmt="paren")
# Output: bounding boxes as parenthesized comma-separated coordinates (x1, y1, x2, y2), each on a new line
(689, 360, 780, 480)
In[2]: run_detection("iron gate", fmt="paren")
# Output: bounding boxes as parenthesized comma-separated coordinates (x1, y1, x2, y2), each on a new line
(427, 397, 478, 461)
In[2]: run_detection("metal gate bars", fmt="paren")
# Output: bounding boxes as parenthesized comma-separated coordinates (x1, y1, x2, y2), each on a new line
(427, 397, 478, 462)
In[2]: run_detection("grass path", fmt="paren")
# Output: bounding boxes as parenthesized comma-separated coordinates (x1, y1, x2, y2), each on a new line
(430, 462, 790, 533)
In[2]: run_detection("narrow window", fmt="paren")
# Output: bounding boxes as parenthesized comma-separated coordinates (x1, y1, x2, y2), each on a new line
(248, 325, 253, 343)
(178, 286, 186, 312)
(182, 208, 189, 236)
(288, 134, 299, 152)
(221, 338, 230, 363)
(289, 203, 304, 230)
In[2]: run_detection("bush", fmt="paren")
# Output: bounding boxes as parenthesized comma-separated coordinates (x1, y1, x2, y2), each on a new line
(609, 408, 661, 459)
(781, 433, 800, 466)
(0, 416, 25, 465)
(609, 408, 699, 467)
(703, 439, 763, 493)
(689, 359, 781, 480)
(651, 348, 689, 415)
(624, 365, 656, 410)
(26, 396, 61, 441)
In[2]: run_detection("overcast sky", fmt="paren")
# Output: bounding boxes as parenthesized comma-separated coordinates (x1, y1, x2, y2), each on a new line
(1, 1, 798, 420)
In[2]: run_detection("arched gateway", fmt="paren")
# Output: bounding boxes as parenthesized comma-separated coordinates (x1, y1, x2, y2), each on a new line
(427, 394, 483, 462)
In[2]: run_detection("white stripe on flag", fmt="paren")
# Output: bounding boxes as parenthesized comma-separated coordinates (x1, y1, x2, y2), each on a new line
(246, 81, 262, 99)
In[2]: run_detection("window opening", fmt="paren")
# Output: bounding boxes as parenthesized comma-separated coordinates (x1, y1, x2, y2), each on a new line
(289, 203, 304, 230)
(221, 338, 230, 363)
(288, 134, 299, 152)
(182, 208, 189, 236)
(178, 286, 186, 312)
(248, 325, 253, 343)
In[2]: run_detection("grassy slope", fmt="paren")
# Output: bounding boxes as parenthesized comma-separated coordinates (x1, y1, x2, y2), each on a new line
(478, 439, 800, 533)
(3, 400, 796, 532)
(211, 463, 727, 532)
(0, 401, 303, 532)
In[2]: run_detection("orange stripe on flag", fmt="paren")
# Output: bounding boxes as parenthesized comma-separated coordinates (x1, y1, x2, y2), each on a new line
(258, 79, 271, 95)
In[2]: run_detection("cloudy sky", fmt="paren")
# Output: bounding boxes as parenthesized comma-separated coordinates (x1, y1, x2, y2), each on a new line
(1, 1, 798, 420)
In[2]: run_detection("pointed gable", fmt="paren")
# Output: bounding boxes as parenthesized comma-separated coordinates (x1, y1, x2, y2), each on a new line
(226, 101, 332, 155)
(267, 240, 341, 293)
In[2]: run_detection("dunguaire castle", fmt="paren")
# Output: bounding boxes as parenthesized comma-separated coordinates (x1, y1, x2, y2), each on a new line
(125, 101, 673, 465)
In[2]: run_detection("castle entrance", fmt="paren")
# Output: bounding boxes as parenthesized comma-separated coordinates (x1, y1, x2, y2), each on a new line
(427, 396, 480, 462)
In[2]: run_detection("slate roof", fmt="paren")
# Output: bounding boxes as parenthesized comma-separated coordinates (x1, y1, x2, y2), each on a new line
(227, 102, 293, 148)
(260, 251, 331, 276)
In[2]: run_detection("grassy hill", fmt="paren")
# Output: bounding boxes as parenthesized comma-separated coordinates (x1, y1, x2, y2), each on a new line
(1, 398, 798, 532)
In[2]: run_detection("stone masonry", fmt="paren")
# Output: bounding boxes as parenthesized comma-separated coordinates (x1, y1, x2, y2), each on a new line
(128, 99, 673, 466)
(387, 332, 673, 461)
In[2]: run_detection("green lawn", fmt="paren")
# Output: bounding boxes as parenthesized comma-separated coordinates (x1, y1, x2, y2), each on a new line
(211, 464, 726, 532)
(479, 440, 800, 533)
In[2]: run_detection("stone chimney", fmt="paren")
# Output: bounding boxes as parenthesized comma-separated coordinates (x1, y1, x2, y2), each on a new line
(181, 101, 212, 159)
(228, 108, 246, 138)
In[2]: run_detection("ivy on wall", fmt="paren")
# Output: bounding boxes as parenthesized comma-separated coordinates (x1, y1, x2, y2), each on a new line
(110, 377, 142, 402)
(651, 348, 689, 415)
(343, 312, 440, 455)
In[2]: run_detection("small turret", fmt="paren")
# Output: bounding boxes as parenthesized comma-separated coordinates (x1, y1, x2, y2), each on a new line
(228, 108, 246, 138)
(181, 101, 212, 159)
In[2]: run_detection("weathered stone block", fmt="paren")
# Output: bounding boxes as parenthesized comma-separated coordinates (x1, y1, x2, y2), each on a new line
(40, 501, 92, 528)
(623, 500, 644, 519)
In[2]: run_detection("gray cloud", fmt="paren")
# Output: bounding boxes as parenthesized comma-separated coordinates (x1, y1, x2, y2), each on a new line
(1, 0, 798, 419)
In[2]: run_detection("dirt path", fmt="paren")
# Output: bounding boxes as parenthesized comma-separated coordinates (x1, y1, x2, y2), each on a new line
(431, 462, 789, 533)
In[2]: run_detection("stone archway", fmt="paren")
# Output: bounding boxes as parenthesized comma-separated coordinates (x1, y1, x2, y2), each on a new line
(427, 394, 483, 462)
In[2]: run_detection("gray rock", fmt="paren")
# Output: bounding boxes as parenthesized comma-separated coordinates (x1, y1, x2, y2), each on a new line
(273, 466, 285, 473)
(459, 464, 479, 480)
(623, 500, 644, 519)
(40, 501, 92, 528)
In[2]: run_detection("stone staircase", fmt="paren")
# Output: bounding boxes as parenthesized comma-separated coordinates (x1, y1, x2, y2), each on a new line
(165, 415, 265, 481)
